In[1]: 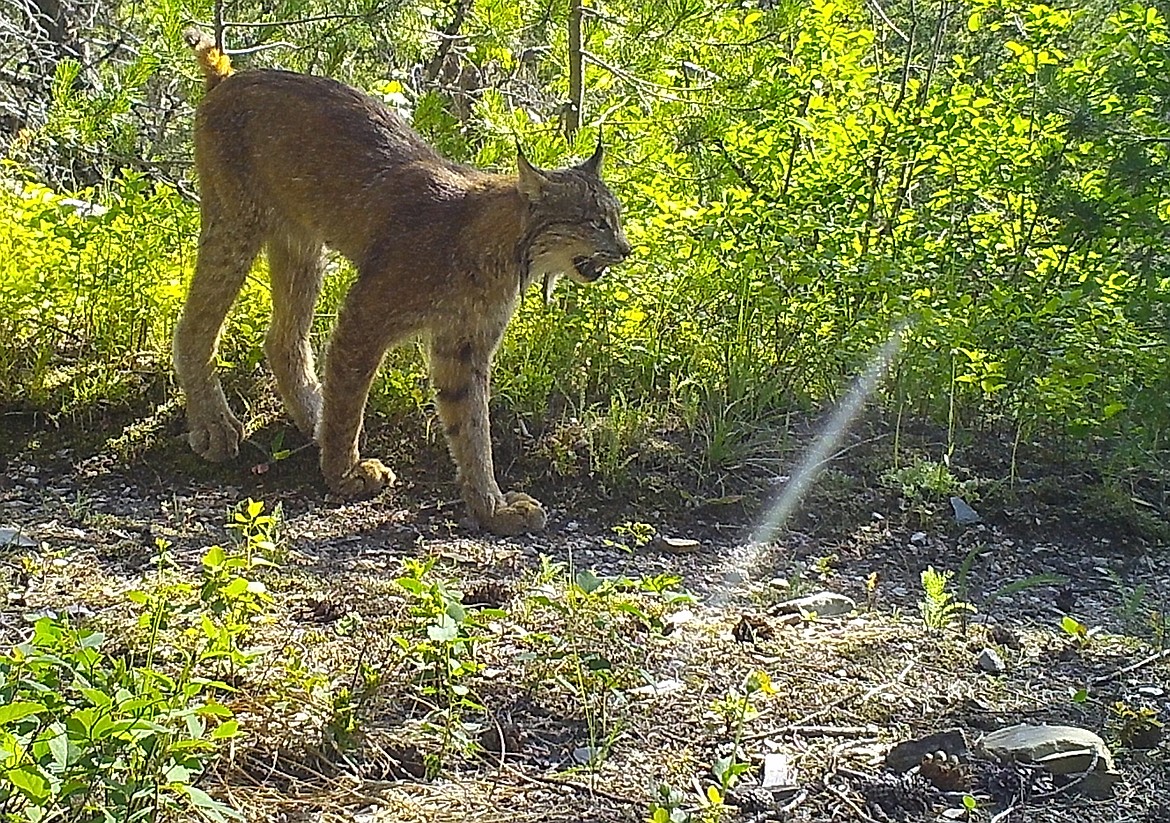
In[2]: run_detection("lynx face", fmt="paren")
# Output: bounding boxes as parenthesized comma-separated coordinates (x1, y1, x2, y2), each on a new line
(518, 146, 632, 301)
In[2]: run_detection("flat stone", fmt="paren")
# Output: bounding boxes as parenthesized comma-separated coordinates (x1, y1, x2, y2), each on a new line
(652, 535, 701, 554)
(772, 591, 856, 617)
(950, 496, 982, 525)
(976, 724, 1118, 798)
(0, 527, 36, 548)
(978, 647, 1007, 674)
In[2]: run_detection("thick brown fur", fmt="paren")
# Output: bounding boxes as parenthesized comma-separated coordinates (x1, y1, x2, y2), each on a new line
(172, 30, 630, 535)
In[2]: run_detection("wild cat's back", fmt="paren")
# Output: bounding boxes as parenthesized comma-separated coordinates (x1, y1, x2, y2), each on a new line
(194, 69, 463, 189)
(194, 69, 481, 253)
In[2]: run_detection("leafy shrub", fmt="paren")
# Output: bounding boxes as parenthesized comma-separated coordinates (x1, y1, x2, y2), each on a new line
(0, 618, 241, 823)
(0, 170, 196, 412)
(0, 499, 283, 822)
(2, 0, 1168, 484)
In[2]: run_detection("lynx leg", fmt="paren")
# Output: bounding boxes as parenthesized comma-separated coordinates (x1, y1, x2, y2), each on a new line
(318, 278, 405, 498)
(265, 234, 325, 436)
(173, 208, 262, 462)
(429, 329, 547, 535)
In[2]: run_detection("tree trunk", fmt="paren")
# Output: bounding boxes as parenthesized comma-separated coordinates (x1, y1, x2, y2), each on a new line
(565, 1, 584, 145)
(424, 0, 475, 84)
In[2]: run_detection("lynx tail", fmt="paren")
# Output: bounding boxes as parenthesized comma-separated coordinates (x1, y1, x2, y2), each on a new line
(183, 27, 233, 90)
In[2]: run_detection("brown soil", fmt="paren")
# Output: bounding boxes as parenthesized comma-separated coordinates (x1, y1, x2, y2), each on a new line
(1, 407, 1167, 823)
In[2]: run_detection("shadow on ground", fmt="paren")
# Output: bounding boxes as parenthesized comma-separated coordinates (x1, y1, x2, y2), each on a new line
(1, 407, 1167, 823)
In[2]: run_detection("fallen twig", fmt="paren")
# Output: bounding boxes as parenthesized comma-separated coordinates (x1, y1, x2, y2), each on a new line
(778, 657, 919, 731)
(825, 782, 883, 823)
(990, 805, 1018, 823)
(503, 764, 639, 807)
(744, 723, 879, 742)
(1089, 648, 1170, 685)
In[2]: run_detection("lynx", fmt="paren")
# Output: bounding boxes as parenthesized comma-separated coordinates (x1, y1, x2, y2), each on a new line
(173, 30, 631, 535)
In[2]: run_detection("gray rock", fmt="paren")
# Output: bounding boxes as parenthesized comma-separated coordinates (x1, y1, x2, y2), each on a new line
(976, 724, 1119, 798)
(571, 746, 602, 765)
(652, 535, 701, 554)
(886, 729, 969, 773)
(0, 527, 36, 548)
(772, 591, 856, 617)
(950, 496, 982, 525)
(910, 531, 928, 545)
(978, 647, 1007, 674)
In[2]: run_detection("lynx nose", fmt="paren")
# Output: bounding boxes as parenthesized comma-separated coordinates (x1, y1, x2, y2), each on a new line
(616, 237, 632, 259)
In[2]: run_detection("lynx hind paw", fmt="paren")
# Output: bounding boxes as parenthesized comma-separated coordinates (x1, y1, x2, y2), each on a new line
(485, 491, 548, 536)
(332, 458, 396, 499)
(187, 413, 245, 462)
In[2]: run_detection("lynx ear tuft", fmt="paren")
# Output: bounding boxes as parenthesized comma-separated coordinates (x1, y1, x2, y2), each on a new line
(579, 133, 604, 176)
(517, 148, 550, 200)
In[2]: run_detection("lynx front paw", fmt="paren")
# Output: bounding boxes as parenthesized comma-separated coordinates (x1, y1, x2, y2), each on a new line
(330, 458, 396, 499)
(187, 412, 245, 462)
(483, 491, 547, 536)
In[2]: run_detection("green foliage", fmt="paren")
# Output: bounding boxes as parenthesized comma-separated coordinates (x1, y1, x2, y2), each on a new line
(393, 558, 488, 773)
(226, 499, 285, 566)
(883, 459, 960, 500)
(394, 558, 485, 694)
(983, 572, 1069, 609)
(650, 671, 776, 823)
(521, 559, 691, 769)
(0, 617, 243, 822)
(1112, 700, 1164, 749)
(0, 499, 291, 821)
(919, 566, 976, 630)
(604, 520, 657, 551)
(1060, 614, 1093, 647)
(2, 0, 1169, 484)
(709, 670, 776, 787)
(0, 171, 195, 412)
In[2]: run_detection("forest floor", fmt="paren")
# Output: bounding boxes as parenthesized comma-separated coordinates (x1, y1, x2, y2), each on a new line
(1, 401, 1168, 823)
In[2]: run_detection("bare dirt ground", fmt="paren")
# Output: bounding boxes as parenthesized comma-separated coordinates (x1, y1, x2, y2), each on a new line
(1, 407, 1168, 823)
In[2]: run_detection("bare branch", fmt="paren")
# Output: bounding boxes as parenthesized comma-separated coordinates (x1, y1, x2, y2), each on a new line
(227, 41, 297, 57)
(866, 0, 908, 41)
(581, 50, 714, 94)
(423, 0, 474, 84)
(195, 6, 397, 30)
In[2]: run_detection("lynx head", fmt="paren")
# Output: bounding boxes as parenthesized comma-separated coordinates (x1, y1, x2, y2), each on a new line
(517, 142, 631, 303)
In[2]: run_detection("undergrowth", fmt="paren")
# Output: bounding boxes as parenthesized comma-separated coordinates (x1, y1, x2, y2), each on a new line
(2, 0, 1170, 495)
(0, 498, 286, 822)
